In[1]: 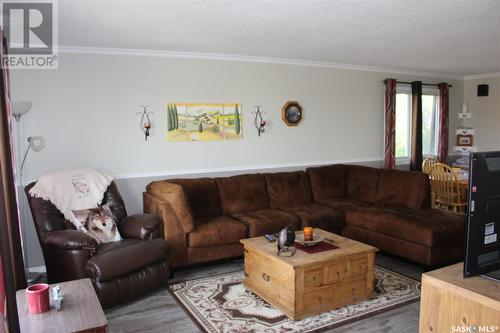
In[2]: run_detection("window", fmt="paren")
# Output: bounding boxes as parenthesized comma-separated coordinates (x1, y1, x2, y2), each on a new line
(395, 85, 440, 161)
(395, 91, 411, 160)
(421, 93, 439, 157)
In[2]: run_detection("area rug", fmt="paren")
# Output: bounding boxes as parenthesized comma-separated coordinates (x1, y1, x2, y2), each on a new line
(169, 266, 420, 333)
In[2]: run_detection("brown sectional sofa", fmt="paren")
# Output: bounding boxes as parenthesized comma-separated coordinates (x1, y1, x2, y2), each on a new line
(144, 164, 465, 268)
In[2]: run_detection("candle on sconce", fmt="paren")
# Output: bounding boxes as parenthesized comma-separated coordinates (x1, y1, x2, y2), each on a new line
(461, 101, 469, 114)
(303, 227, 313, 241)
(137, 105, 154, 141)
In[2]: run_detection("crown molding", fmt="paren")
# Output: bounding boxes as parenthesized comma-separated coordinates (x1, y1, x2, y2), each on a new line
(58, 45, 464, 80)
(464, 71, 500, 80)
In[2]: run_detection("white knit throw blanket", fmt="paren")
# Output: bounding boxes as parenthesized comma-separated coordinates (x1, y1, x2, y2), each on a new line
(29, 168, 114, 231)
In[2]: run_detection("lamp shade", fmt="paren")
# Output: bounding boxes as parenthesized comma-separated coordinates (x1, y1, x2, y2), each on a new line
(21, 136, 45, 171)
(28, 136, 45, 152)
(12, 101, 32, 120)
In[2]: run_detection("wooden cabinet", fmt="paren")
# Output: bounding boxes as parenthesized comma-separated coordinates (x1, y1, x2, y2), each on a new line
(241, 229, 377, 320)
(419, 263, 500, 333)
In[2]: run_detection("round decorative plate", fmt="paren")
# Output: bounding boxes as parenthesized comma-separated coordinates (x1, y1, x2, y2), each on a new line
(295, 234, 324, 247)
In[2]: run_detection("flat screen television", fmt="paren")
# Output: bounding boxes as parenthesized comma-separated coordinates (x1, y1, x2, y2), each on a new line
(464, 151, 500, 280)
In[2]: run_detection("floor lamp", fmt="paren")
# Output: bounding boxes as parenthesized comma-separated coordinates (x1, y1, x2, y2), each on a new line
(12, 101, 45, 283)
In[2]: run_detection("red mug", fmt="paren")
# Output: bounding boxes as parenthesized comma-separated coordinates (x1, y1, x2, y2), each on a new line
(26, 283, 50, 314)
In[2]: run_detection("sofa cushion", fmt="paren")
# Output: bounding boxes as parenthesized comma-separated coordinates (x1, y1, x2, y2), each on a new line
(376, 169, 430, 209)
(307, 165, 347, 201)
(232, 209, 300, 237)
(341, 224, 464, 267)
(347, 165, 380, 202)
(215, 174, 269, 214)
(188, 216, 247, 248)
(285, 203, 345, 233)
(345, 206, 465, 247)
(319, 198, 371, 212)
(86, 239, 169, 282)
(168, 178, 221, 219)
(265, 171, 313, 208)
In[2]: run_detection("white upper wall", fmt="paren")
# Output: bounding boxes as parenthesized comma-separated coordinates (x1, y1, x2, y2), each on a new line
(464, 75, 500, 151)
(10, 52, 463, 182)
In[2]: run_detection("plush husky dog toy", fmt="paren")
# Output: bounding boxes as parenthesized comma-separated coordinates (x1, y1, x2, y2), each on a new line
(77, 204, 121, 243)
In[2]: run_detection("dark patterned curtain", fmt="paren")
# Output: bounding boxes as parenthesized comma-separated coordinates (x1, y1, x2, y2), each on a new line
(437, 83, 449, 163)
(410, 81, 423, 171)
(0, 32, 24, 333)
(384, 79, 397, 169)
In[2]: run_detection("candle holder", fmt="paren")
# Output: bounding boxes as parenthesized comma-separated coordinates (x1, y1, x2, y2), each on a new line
(137, 105, 154, 141)
(252, 105, 266, 136)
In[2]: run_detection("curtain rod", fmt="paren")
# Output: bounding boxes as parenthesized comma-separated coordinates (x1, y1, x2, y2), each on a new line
(385, 80, 453, 88)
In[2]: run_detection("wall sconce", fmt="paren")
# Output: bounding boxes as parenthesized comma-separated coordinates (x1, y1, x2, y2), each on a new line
(137, 105, 154, 141)
(252, 105, 266, 136)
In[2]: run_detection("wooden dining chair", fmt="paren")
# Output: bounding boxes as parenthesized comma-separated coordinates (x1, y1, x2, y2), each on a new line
(422, 156, 437, 175)
(422, 156, 438, 207)
(429, 163, 467, 214)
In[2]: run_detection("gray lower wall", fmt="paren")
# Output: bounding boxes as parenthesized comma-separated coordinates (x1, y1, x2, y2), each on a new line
(23, 159, 383, 270)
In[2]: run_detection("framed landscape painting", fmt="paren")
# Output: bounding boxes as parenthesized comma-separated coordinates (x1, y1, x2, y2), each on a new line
(167, 103, 242, 142)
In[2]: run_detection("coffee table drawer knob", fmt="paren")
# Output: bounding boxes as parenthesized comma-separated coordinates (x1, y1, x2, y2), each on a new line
(262, 273, 270, 282)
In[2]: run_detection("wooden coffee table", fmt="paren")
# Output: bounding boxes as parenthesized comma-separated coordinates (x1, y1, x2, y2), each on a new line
(16, 278, 107, 333)
(240, 229, 378, 320)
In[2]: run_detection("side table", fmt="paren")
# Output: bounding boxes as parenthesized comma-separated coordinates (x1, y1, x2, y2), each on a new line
(16, 278, 107, 333)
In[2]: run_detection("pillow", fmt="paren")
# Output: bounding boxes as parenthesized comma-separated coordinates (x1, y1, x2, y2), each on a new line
(72, 204, 122, 244)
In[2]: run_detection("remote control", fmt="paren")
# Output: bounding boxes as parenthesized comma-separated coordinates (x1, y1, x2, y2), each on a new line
(264, 234, 275, 242)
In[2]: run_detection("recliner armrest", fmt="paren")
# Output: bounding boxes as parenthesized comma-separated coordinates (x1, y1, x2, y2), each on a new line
(118, 214, 162, 240)
(43, 230, 98, 256)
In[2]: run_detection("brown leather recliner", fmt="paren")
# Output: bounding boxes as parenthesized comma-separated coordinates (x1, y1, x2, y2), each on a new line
(25, 181, 170, 308)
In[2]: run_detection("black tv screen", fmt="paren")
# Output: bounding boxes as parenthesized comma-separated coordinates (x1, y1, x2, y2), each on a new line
(464, 151, 500, 279)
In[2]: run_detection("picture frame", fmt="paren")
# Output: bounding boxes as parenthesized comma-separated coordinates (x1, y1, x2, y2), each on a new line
(456, 134, 473, 146)
(281, 101, 303, 126)
(166, 103, 242, 142)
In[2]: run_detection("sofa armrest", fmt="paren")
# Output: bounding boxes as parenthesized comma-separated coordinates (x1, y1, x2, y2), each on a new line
(43, 230, 98, 256)
(145, 181, 194, 233)
(119, 214, 162, 240)
(143, 191, 188, 267)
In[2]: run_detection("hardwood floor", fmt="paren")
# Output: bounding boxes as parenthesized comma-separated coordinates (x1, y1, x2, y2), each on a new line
(105, 255, 423, 333)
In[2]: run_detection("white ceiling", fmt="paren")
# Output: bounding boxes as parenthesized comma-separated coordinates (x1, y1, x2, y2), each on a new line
(59, 0, 500, 77)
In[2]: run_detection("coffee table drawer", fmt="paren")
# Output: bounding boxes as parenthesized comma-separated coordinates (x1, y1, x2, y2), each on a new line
(336, 277, 367, 303)
(304, 267, 324, 288)
(326, 262, 347, 284)
(303, 286, 336, 308)
(351, 258, 368, 277)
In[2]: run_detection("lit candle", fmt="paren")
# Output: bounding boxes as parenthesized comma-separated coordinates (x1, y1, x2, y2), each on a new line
(304, 227, 313, 241)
